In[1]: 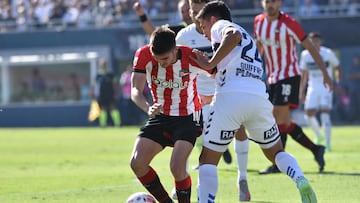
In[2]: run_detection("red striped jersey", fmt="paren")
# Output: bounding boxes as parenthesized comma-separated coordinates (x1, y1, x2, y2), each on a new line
(254, 12, 307, 84)
(133, 45, 209, 116)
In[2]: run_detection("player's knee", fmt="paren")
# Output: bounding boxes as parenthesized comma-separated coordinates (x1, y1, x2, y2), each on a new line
(129, 157, 144, 174)
(170, 161, 185, 179)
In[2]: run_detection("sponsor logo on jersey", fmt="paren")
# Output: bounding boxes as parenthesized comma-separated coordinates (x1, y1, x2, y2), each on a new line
(152, 75, 188, 89)
(263, 124, 279, 140)
(260, 39, 280, 48)
(220, 130, 236, 140)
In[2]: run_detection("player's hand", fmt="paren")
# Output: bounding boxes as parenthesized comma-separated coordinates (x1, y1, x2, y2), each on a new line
(190, 49, 213, 70)
(323, 74, 333, 92)
(133, 1, 145, 16)
(300, 94, 306, 104)
(147, 103, 163, 118)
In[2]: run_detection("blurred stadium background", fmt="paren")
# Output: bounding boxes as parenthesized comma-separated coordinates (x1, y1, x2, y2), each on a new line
(0, 0, 359, 127)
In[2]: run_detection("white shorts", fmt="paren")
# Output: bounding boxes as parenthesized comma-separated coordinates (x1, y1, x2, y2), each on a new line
(304, 88, 333, 110)
(202, 92, 280, 152)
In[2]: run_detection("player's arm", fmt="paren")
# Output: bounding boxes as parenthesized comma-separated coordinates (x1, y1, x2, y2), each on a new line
(299, 69, 308, 104)
(255, 40, 264, 56)
(192, 27, 242, 70)
(131, 71, 150, 113)
(133, 1, 155, 35)
(209, 27, 242, 68)
(131, 71, 162, 118)
(301, 37, 333, 91)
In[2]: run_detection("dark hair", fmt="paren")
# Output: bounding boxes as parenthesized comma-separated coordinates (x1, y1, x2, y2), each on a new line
(150, 26, 176, 55)
(309, 32, 322, 39)
(196, 0, 232, 22)
(190, 0, 210, 4)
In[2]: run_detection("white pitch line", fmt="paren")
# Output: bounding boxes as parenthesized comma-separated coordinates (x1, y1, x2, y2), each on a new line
(0, 184, 137, 198)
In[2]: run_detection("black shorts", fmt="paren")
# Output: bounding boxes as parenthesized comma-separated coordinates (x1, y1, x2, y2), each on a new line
(268, 75, 300, 109)
(138, 113, 203, 148)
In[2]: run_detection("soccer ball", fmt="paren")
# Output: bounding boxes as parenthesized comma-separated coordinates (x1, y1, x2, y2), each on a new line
(126, 192, 156, 203)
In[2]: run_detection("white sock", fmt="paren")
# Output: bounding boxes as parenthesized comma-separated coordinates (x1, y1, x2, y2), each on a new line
(304, 114, 322, 139)
(275, 152, 305, 183)
(320, 112, 331, 148)
(234, 139, 249, 182)
(198, 164, 217, 203)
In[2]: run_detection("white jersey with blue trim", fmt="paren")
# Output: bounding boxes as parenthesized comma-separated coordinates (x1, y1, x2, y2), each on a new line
(300, 46, 339, 91)
(211, 20, 266, 97)
(176, 23, 216, 96)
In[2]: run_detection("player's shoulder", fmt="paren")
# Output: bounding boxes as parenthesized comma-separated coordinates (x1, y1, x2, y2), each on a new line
(135, 45, 152, 57)
(254, 13, 266, 23)
(134, 45, 153, 65)
(136, 45, 150, 53)
(320, 46, 333, 53)
(213, 19, 233, 31)
(177, 24, 196, 35)
(279, 12, 300, 25)
(169, 23, 187, 35)
(178, 45, 193, 54)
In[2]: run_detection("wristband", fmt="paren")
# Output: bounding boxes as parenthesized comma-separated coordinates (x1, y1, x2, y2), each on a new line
(139, 14, 147, 22)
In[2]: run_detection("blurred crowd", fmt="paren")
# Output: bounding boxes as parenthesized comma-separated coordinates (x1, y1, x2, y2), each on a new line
(0, 0, 359, 32)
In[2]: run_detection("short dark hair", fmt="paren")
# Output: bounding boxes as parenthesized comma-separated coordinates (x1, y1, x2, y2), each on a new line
(309, 32, 322, 39)
(150, 26, 176, 55)
(190, 0, 210, 4)
(196, 1, 232, 22)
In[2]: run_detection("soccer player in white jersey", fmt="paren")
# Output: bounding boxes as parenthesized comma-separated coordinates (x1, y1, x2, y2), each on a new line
(299, 32, 342, 152)
(176, 0, 250, 201)
(191, 1, 317, 203)
(130, 26, 213, 203)
(254, 0, 333, 174)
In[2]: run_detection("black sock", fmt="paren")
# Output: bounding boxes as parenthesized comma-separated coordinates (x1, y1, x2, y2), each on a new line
(138, 167, 171, 202)
(176, 188, 191, 203)
(175, 176, 191, 203)
(288, 122, 316, 151)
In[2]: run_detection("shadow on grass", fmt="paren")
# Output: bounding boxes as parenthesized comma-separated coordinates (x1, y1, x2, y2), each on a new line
(305, 171, 360, 176)
(218, 168, 360, 177)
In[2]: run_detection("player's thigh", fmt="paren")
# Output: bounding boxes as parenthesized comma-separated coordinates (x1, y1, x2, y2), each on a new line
(320, 90, 333, 110)
(235, 125, 247, 140)
(202, 94, 244, 153)
(244, 97, 280, 149)
(304, 89, 321, 111)
(130, 137, 163, 170)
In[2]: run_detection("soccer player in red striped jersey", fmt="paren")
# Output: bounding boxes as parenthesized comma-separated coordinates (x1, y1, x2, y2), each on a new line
(129, 26, 212, 203)
(254, 0, 333, 174)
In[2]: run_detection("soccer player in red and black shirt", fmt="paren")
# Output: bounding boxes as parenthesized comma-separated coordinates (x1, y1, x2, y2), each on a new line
(254, 0, 333, 174)
(129, 26, 212, 203)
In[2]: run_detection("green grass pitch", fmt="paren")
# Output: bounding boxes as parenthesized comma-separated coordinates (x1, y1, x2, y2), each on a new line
(0, 126, 359, 202)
